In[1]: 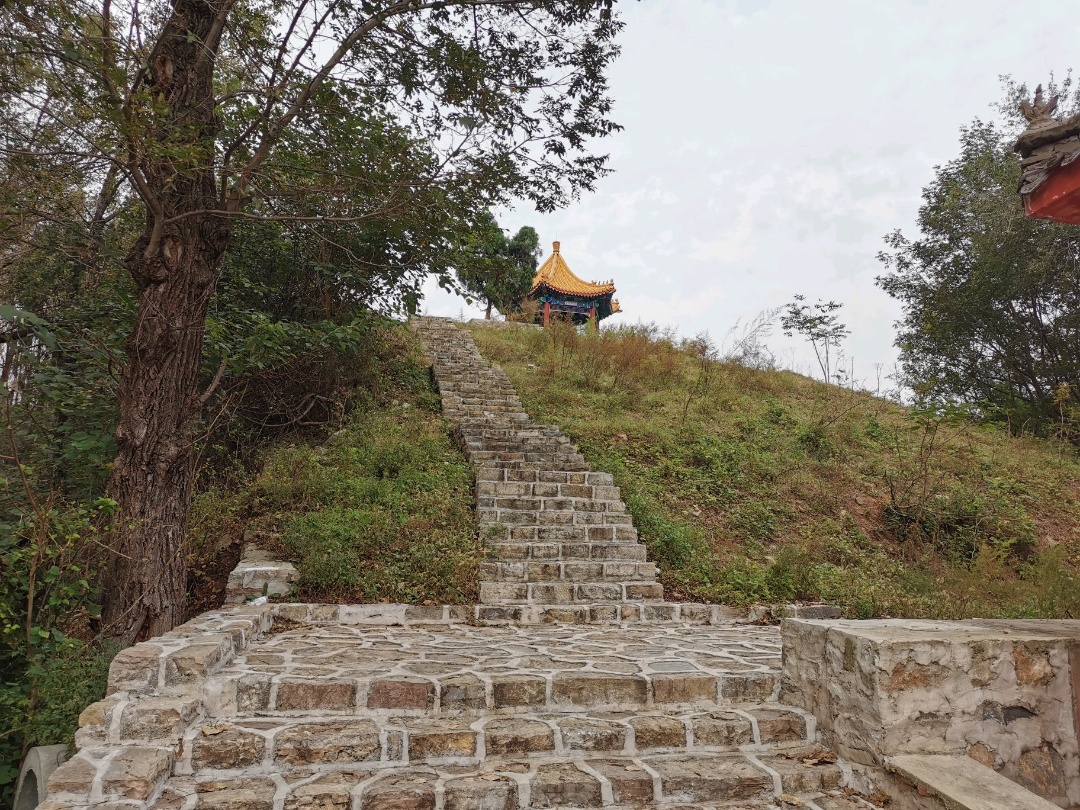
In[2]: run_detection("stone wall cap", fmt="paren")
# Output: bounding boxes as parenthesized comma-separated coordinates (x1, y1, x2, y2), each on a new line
(782, 617, 1080, 643)
(887, 753, 1062, 810)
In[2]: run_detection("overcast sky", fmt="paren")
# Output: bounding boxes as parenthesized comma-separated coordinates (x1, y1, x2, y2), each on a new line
(420, 0, 1077, 388)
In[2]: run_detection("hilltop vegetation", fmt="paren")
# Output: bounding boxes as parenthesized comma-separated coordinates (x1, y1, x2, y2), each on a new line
(471, 320, 1080, 619)
(7, 313, 1080, 801)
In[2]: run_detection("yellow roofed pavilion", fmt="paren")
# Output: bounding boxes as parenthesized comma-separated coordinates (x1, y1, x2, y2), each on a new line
(527, 241, 622, 326)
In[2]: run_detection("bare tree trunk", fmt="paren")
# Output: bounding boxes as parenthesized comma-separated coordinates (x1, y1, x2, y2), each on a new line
(485, 300, 493, 319)
(100, 0, 231, 645)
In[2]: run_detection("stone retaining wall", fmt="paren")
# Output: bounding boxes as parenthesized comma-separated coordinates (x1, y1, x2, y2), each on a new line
(780, 618, 1080, 807)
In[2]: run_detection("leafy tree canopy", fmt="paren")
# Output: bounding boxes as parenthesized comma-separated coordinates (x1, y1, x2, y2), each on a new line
(455, 211, 541, 318)
(877, 78, 1080, 435)
(1, 0, 628, 645)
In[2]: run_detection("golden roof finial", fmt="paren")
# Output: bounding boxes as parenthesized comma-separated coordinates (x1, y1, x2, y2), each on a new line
(552, 240, 560, 254)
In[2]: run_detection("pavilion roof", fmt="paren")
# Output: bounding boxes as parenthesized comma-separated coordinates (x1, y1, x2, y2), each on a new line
(530, 242, 616, 298)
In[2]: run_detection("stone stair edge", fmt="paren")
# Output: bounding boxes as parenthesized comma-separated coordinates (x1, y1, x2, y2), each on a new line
(206, 600, 843, 629)
(181, 706, 817, 769)
(94, 599, 840, 707)
(168, 748, 846, 810)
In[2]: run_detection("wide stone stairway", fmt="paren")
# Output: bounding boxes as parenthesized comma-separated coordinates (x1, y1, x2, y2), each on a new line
(49, 604, 857, 810)
(40, 319, 870, 810)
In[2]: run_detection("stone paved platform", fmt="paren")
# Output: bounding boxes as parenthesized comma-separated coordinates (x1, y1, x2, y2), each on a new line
(44, 606, 880, 810)
(202, 622, 785, 718)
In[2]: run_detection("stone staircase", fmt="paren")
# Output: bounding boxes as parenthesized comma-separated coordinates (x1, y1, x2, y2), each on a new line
(181, 620, 844, 809)
(413, 317, 667, 619)
(45, 605, 861, 810)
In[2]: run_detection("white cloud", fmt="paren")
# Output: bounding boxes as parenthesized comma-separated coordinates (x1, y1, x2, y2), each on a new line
(688, 174, 775, 263)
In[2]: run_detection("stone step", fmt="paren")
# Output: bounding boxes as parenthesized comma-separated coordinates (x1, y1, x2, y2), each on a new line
(464, 439, 577, 452)
(466, 444, 580, 456)
(479, 581, 664, 604)
(455, 417, 533, 428)
(479, 469, 615, 487)
(482, 560, 657, 582)
(479, 497, 626, 514)
(490, 541, 647, 560)
(478, 508, 634, 528)
(440, 392, 521, 401)
(184, 707, 812, 774)
(474, 460, 593, 472)
(464, 436, 572, 448)
(462, 425, 566, 436)
(184, 749, 841, 809)
(492, 525, 640, 543)
(443, 396, 520, 402)
(473, 602, 730, 624)
(479, 480, 621, 500)
(435, 373, 509, 382)
(451, 413, 532, 424)
(468, 452, 587, 466)
(437, 379, 514, 388)
(444, 401, 524, 411)
(445, 406, 524, 412)
(205, 654, 777, 722)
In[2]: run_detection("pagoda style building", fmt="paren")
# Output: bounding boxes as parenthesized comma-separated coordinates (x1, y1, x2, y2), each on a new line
(527, 241, 622, 326)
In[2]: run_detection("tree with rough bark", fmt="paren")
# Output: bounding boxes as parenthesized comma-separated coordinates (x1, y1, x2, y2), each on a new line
(1, 0, 624, 644)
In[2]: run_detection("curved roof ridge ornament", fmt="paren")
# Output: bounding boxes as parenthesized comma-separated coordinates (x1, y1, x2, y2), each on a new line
(1020, 84, 1059, 123)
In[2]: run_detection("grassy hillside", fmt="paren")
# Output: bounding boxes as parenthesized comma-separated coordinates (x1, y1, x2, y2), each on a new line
(470, 320, 1080, 619)
(188, 327, 483, 606)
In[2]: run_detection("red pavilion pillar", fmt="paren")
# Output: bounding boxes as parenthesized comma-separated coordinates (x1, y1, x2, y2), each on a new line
(543, 301, 551, 327)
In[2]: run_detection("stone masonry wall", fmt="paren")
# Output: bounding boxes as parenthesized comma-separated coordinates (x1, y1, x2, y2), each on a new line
(780, 618, 1080, 807)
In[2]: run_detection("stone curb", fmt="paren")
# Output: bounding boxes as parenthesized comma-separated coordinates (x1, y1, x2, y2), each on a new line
(224, 543, 298, 604)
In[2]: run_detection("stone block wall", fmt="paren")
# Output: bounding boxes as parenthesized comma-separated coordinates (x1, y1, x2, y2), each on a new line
(780, 618, 1080, 807)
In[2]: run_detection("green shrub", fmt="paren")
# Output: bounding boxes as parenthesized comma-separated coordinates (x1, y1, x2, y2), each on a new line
(729, 500, 779, 542)
(22, 642, 113, 749)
